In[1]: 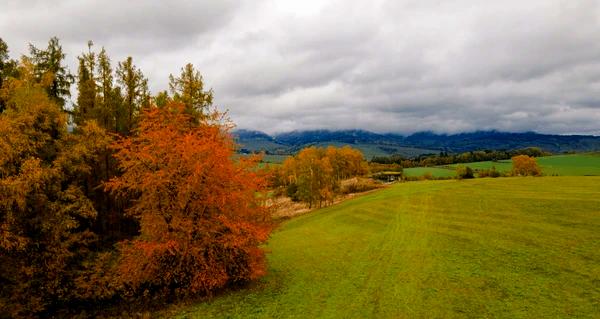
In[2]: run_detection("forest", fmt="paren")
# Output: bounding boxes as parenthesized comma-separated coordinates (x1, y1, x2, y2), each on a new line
(0, 37, 275, 317)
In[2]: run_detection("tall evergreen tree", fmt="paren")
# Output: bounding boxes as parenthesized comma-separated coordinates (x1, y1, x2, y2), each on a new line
(0, 38, 18, 113)
(116, 56, 149, 134)
(74, 41, 97, 125)
(96, 47, 120, 130)
(28, 37, 74, 108)
(169, 63, 213, 120)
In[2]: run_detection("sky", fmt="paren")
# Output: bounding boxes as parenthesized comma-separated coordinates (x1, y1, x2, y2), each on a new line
(2, 0, 600, 135)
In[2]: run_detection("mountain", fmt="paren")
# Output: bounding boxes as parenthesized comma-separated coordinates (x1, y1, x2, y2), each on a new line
(400, 131, 600, 153)
(233, 129, 600, 159)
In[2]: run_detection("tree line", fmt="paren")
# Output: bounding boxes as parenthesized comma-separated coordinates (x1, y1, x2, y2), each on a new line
(371, 147, 549, 167)
(0, 37, 271, 317)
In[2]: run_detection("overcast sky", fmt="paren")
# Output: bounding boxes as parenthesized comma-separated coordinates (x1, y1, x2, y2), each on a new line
(2, 0, 600, 135)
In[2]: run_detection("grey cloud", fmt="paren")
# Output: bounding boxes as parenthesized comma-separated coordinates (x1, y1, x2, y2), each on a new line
(1, 0, 600, 135)
(1, 0, 237, 53)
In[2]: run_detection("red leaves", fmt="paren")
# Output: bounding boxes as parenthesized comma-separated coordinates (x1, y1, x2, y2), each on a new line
(106, 102, 273, 297)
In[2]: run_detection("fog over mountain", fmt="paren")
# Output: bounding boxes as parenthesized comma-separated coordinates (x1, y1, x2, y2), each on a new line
(2, 0, 600, 135)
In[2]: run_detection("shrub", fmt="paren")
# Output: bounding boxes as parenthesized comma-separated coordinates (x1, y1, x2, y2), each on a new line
(340, 178, 381, 194)
(478, 166, 502, 178)
(511, 155, 541, 176)
(456, 165, 474, 179)
(286, 183, 300, 201)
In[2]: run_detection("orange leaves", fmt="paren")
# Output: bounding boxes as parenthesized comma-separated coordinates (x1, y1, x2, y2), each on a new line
(511, 155, 541, 176)
(106, 101, 273, 297)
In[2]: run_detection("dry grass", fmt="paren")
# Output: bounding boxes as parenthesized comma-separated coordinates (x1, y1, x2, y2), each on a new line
(271, 177, 384, 219)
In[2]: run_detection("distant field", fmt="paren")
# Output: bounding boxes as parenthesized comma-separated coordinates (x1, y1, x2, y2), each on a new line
(538, 153, 600, 175)
(173, 177, 600, 318)
(402, 167, 456, 178)
(407, 153, 600, 178)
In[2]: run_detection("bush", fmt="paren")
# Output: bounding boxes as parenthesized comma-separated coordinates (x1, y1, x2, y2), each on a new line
(340, 178, 381, 194)
(511, 155, 541, 176)
(286, 183, 300, 201)
(456, 165, 474, 179)
(478, 166, 502, 178)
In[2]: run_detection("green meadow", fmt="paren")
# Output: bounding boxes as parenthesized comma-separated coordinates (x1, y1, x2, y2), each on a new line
(402, 166, 457, 178)
(406, 153, 600, 178)
(174, 177, 600, 318)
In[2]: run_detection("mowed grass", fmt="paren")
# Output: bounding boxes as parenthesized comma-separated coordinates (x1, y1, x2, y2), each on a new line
(409, 153, 600, 178)
(175, 177, 600, 318)
(403, 166, 456, 178)
(466, 153, 600, 176)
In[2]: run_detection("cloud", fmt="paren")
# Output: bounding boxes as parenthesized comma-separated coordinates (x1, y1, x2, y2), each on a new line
(2, 0, 600, 135)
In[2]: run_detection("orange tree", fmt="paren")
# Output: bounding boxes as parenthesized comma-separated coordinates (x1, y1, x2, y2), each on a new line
(105, 102, 272, 298)
(511, 155, 541, 176)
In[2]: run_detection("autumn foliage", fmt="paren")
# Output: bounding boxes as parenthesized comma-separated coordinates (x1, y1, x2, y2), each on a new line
(106, 103, 272, 298)
(0, 58, 107, 316)
(0, 37, 272, 317)
(511, 155, 541, 176)
(274, 146, 367, 207)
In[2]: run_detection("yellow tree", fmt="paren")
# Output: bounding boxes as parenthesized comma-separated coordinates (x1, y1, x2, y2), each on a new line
(511, 155, 541, 176)
(0, 59, 109, 317)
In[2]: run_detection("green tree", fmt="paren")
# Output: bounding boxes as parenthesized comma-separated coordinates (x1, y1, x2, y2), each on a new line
(0, 38, 18, 112)
(96, 47, 121, 131)
(154, 90, 170, 108)
(456, 165, 474, 179)
(169, 63, 213, 119)
(116, 56, 149, 134)
(28, 37, 74, 108)
(74, 41, 97, 125)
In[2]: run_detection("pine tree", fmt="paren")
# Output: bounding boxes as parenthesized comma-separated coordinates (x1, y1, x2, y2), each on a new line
(74, 41, 97, 125)
(169, 63, 213, 120)
(96, 47, 120, 130)
(116, 57, 149, 135)
(0, 38, 18, 113)
(28, 37, 74, 108)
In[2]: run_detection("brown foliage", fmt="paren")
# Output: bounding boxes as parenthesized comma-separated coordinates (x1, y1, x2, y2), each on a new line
(0, 68, 103, 317)
(105, 102, 272, 298)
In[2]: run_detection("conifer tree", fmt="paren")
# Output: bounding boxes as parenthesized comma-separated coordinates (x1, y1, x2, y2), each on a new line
(28, 37, 74, 108)
(169, 63, 213, 120)
(96, 47, 120, 130)
(116, 56, 149, 134)
(74, 41, 97, 125)
(0, 38, 18, 112)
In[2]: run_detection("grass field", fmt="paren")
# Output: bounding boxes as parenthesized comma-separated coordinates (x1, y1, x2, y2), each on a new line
(406, 153, 600, 178)
(402, 167, 456, 178)
(174, 177, 600, 318)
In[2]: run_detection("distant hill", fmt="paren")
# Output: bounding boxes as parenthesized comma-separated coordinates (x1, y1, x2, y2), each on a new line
(233, 129, 600, 159)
